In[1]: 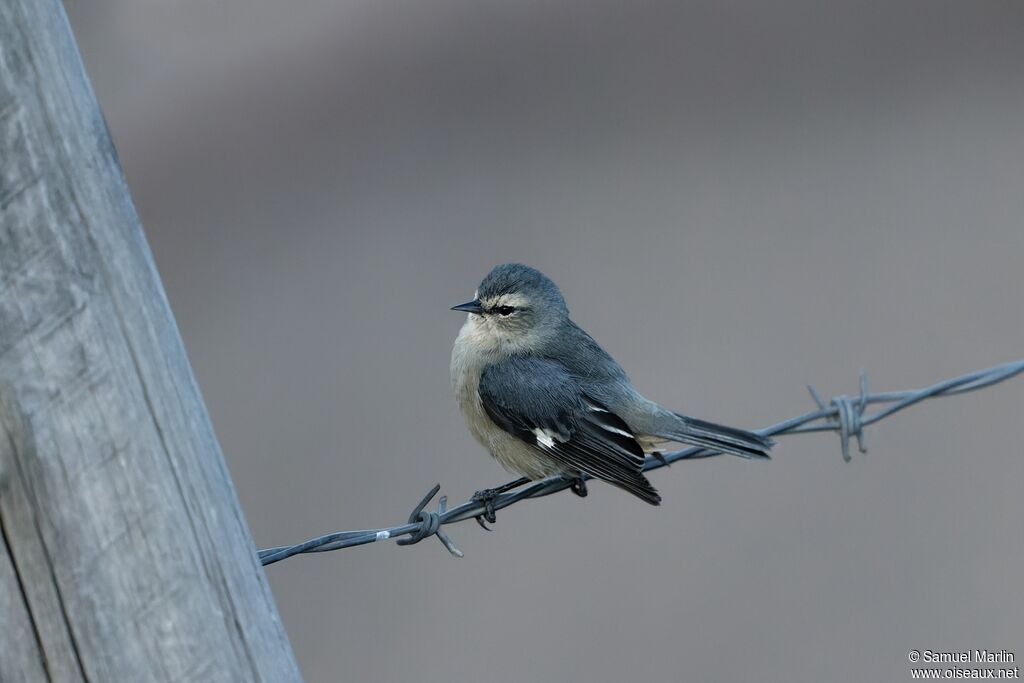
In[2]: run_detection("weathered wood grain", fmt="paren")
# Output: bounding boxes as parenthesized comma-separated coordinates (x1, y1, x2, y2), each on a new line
(0, 1, 303, 680)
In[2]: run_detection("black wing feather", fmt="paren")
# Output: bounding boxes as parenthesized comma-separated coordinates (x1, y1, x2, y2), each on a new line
(479, 357, 661, 505)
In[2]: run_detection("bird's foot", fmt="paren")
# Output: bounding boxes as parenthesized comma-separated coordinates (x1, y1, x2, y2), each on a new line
(471, 477, 531, 529)
(471, 488, 502, 529)
(651, 451, 670, 468)
(569, 477, 588, 498)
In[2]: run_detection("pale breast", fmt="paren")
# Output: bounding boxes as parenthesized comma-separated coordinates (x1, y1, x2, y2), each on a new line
(450, 318, 492, 446)
(450, 318, 567, 480)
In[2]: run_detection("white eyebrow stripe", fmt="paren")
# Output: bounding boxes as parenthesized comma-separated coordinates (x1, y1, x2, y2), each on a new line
(482, 293, 531, 310)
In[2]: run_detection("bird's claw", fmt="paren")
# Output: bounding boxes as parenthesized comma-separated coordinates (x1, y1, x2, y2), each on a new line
(472, 488, 501, 527)
(569, 477, 588, 498)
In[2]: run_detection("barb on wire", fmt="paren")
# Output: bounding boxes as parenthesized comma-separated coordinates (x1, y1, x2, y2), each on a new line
(259, 359, 1024, 566)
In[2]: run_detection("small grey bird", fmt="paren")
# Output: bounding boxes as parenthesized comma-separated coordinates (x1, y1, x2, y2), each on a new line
(450, 263, 771, 508)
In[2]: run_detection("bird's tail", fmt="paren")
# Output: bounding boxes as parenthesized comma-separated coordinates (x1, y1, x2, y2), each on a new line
(609, 471, 662, 506)
(663, 414, 773, 460)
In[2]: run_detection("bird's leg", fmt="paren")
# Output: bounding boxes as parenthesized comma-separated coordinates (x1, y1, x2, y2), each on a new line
(651, 451, 670, 468)
(472, 477, 530, 529)
(569, 477, 588, 498)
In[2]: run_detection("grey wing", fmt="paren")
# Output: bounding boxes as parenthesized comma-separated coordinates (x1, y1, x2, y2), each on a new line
(478, 356, 661, 505)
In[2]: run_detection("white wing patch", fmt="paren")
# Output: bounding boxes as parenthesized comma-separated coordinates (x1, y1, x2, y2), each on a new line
(586, 403, 635, 438)
(599, 423, 633, 438)
(533, 428, 557, 449)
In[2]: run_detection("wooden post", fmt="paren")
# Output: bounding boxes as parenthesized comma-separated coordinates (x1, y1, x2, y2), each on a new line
(0, 1, 303, 680)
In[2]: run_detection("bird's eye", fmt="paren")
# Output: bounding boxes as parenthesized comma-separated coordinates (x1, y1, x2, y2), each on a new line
(496, 305, 515, 316)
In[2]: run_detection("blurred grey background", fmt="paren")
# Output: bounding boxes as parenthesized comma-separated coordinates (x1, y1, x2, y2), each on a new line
(64, 1, 1023, 681)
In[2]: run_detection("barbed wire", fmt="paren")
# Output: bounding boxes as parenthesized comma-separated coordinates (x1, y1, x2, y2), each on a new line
(258, 359, 1024, 566)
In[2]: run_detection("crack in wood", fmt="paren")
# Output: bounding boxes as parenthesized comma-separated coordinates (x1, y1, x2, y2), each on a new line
(0, 510, 53, 680)
(0, 173, 41, 211)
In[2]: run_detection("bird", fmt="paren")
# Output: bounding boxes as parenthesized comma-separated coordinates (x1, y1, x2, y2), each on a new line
(450, 263, 771, 516)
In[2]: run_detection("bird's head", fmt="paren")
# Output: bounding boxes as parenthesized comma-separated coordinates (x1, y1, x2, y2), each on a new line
(451, 263, 568, 354)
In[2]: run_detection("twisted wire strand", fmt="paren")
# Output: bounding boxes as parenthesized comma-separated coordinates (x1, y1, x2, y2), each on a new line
(259, 359, 1024, 566)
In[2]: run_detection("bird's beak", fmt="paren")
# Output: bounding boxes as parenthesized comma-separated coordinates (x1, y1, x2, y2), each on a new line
(451, 299, 485, 314)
